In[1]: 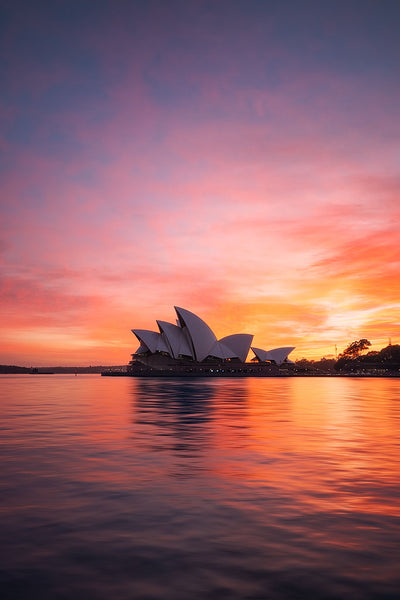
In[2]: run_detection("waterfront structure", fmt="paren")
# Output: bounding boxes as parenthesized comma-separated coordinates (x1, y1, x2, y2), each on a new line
(251, 346, 295, 365)
(132, 307, 253, 364)
(126, 306, 295, 376)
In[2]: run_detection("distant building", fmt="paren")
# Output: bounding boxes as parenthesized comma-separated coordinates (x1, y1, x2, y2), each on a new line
(130, 306, 294, 372)
(251, 346, 295, 365)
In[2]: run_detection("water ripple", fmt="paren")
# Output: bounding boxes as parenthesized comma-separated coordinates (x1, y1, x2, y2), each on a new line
(0, 375, 399, 599)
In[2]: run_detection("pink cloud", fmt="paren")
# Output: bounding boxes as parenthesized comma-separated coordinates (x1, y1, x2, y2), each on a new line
(2, 2, 400, 364)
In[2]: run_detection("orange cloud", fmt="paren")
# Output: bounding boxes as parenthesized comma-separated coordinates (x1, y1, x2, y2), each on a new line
(1, 2, 400, 365)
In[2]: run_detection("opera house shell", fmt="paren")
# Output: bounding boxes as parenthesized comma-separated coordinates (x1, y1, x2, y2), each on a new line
(128, 306, 295, 376)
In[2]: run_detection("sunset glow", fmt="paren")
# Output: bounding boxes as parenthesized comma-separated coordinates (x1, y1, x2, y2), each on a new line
(1, 1, 399, 365)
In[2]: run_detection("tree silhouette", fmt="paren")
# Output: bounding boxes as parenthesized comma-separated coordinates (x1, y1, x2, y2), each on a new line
(340, 339, 371, 359)
(334, 341, 400, 373)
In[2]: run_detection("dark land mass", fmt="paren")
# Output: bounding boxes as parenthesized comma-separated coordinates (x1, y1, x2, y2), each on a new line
(0, 365, 31, 374)
(297, 343, 400, 376)
(2, 344, 399, 377)
(334, 343, 400, 374)
(0, 365, 126, 374)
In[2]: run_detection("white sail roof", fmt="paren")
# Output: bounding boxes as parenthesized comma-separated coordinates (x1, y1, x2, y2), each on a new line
(130, 307, 294, 366)
(208, 340, 236, 359)
(157, 320, 193, 358)
(174, 306, 217, 361)
(251, 346, 295, 365)
(219, 334, 253, 362)
(132, 329, 169, 354)
(135, 344, 148, 355)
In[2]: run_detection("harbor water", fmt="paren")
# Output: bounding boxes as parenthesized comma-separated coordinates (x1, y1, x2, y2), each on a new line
(0, 375, 399, 599)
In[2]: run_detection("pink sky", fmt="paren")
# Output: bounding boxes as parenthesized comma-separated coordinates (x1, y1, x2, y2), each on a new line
(1, 1, 399, 365)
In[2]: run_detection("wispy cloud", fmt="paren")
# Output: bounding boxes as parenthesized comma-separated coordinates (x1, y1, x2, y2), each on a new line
(1, 0, 399, 364)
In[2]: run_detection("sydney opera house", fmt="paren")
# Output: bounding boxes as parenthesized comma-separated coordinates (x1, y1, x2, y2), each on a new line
(127, 306, 295, 376)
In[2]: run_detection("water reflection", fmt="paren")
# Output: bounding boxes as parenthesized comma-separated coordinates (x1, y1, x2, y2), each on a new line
(132, 379, 214, 460)
(134, 378, 215, 424)
(0, 375, 399, 599)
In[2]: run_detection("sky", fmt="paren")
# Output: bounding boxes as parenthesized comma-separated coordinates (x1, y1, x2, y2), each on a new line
(1, 0, 400, 366)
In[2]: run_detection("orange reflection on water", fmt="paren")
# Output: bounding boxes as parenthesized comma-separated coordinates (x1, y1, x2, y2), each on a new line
(2, 374, 399, 516)
(211, 377, 400, 517)
(1, 373, 400, 599)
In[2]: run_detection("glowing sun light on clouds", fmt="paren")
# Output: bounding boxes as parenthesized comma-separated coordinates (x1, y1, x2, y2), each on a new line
(1, 0, 400, 365)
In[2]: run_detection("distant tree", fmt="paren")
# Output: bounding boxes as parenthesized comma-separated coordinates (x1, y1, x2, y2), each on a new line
(295, 357, 336, 373)
(315, 357, 336, 372)
(340, 339, 371, 359)
(335, 342, 400, 373)
(294, 359, 314, 372)
(379, 344, 400, 367)
(334, 339, 371, 371)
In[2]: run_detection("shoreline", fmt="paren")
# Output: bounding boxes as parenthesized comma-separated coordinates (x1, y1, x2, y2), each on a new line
(101, 370, 400, 378)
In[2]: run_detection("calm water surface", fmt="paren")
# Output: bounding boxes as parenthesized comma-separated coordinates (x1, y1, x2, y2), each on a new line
(0, 375, 399, 599)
